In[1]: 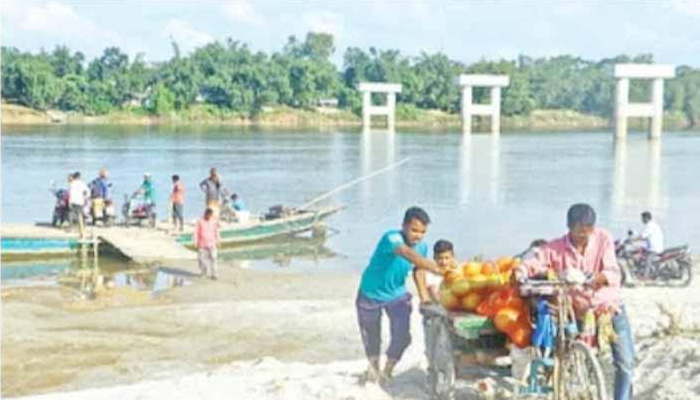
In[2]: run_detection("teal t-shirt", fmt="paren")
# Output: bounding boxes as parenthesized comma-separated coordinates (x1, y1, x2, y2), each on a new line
(141, 180, 155, 204)
(359, 229, 428, 302)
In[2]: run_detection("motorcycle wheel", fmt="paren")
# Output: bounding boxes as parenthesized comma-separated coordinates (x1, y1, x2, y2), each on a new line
(618, 258, 635, 287)
(677, 258, 693, 287)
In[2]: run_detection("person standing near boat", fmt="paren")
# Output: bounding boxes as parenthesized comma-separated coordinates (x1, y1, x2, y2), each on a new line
(89, 168, 111, 224)
(68, 171, 89, 238)
(194, 207, 220, 280)
(200, 167, 222, 219)
(170, 175, 185, 232)
(89, 168, 111, 202)
(135, 173, 156, 218)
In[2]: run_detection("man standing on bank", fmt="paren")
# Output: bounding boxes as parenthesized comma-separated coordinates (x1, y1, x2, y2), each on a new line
(356, 206, 445, 385)
(199, 167, 222, 219)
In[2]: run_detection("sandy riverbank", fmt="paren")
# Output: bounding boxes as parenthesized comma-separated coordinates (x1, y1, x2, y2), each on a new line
(4, 102, 694, 131)
(3, 259, 700, 400)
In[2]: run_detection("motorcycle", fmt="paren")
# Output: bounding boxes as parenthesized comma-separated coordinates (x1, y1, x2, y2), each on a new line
(90, 198, 117, 226)
(50, 183, 70, 227)
(615, 233, 693, 287)
(122, 193, 156, 228)
(88, 179, 116, 226)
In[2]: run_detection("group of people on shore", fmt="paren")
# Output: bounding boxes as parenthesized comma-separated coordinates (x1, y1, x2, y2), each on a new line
(59, 166, 250, 280)
(63, 169, 112, 239)
(357, 204, 643, 400)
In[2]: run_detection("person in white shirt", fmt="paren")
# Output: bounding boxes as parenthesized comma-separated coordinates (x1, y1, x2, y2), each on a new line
(640, 211, 664, 254)
(69, 172, 90, 238)
(416, 239, 457, 365)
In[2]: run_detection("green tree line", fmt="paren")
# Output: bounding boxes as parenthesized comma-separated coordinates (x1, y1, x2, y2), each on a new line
(3, 32, 700, 125)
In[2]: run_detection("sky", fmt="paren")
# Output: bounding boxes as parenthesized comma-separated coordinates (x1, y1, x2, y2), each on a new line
(2, 0, 700, 67)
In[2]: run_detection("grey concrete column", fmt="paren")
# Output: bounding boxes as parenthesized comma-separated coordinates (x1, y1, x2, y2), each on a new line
(613, 64, 674, 140)
(387, 92, 396, 131)
(650, 78, 664, 139)
(461, 86, 472, 135)
(457, 75, 509, 135)
(491, 87, 502, 135)
(362, 91, 371, 131)
(615, 77, 629, 139)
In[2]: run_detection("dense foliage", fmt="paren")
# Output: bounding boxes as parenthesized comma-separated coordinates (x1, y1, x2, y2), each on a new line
(3, 33, 699, 124)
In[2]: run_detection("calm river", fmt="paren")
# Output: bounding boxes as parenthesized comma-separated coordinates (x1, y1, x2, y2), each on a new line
(2, 126, 699, 272)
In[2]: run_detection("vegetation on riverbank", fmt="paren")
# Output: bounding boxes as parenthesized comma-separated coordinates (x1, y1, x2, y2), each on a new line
(4, 101, 694, 131)
(3, 32, 700, 129)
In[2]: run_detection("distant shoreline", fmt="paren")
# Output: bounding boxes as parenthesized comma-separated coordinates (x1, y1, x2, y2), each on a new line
(1, 102, 693, 132)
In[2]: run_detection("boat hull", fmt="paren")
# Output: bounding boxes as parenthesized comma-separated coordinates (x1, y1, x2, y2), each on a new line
(1, 237, 79, 260)
(176, 206, 342, 247)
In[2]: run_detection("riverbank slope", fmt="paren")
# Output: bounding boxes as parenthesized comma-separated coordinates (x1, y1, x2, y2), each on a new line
(2, 102, 693, 131)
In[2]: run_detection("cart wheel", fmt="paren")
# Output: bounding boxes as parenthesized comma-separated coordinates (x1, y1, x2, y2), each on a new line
(556, 341, 607, 400)
(427, 316, 455, 400)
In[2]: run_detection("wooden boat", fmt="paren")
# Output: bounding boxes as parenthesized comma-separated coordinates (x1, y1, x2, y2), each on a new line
(1, 237, 79, 256)
(1, 224, 84, 260)
(1, 258, 73, 281)
(1, 205, 343, 259)
(175, 205, 343, 247)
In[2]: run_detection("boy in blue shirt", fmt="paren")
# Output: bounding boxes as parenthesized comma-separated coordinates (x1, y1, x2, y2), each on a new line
(356, 207, 444, 384)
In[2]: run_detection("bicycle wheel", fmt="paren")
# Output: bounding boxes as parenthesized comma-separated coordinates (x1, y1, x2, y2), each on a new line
(427, 317, 455, 400)
(557, 341, 607, 400)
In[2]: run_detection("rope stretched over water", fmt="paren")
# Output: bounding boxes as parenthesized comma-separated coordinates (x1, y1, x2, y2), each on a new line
(299, 157, 411, 210)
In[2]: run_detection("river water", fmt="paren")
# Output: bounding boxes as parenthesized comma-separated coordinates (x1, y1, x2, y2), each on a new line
(2, 125, 699, 273)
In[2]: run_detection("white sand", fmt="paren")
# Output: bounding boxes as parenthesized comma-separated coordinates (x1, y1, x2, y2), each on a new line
(8, 263, 700, 400)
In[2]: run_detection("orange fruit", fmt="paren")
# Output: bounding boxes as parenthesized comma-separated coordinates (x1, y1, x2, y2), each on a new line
(439, 287, 460, 310)
(494, 307, 521, 332)
(476, 291, 498, 317)
(444, 269, 463, 286)
(497, 257, 514, 272)
(509, 323, 532, 348)
(463, 261, 482, 277)
(481, 261, 497, 275)
(451, 278, 472, 297)
(461, 291, 482, 311)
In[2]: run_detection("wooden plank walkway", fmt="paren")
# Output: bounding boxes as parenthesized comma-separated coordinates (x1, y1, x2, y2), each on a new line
(94, 227, 196, 264)
(1, 223, 78, 239)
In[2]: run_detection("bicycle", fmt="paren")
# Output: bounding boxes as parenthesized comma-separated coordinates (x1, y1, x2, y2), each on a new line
(517, 274, 608, 400)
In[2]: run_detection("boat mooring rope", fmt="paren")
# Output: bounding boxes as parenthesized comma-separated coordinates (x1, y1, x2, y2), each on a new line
(299, 157, 411, 210)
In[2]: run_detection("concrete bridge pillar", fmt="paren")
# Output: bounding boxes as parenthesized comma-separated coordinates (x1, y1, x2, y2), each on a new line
(358, 83, 402, 131)
(614, 64, 675, 140)
(456, 75, 509, 135)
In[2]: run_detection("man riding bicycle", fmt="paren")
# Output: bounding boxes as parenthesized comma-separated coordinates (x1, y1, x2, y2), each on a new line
(514, 203, 635, 400)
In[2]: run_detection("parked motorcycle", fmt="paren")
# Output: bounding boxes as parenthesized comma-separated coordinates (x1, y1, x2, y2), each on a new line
(90, 198, 117, 226)
(50, 183, 70, 227)
(615, 233, 693, 287)
(122, 193, 156, 228)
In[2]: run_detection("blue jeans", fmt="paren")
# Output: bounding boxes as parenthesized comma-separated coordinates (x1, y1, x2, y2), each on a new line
(611, 306, 635, 400)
